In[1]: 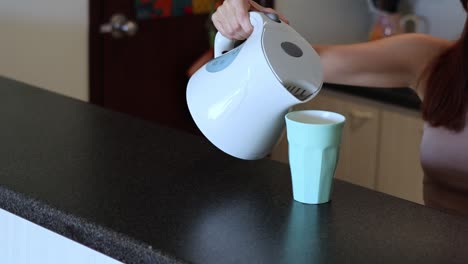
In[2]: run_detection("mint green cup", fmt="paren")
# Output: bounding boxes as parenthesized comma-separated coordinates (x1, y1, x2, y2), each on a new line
(285, 110, 346, 204)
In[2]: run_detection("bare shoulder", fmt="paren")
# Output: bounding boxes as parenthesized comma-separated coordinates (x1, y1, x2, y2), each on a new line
(359, 33, 451, 52)
(391, 34, 452, 89)
(316, 33, 453, 90)
(394, 33, 451, 56)
(393, 33, 450, 46)
(376, 33, 452, 65)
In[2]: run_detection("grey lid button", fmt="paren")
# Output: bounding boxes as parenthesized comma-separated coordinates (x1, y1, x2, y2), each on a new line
(281, 42, 303, 57)
(265, 13, 280, 23)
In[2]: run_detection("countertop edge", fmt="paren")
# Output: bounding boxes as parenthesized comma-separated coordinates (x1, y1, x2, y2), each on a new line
(0, 185, 187, 264)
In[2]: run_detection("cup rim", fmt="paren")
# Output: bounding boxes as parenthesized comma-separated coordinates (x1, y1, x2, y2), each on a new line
(285, 110, 346, 126)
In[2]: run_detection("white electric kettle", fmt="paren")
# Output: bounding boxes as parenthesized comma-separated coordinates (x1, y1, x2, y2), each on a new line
(186, 11, 323, 160)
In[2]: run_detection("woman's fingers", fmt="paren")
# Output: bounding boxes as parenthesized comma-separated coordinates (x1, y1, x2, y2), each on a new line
(212, 0, 252, 40)
(212, 0, 289, 40)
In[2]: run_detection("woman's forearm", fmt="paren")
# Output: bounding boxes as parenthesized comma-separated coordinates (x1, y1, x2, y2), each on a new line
(311, 34, 430, 89)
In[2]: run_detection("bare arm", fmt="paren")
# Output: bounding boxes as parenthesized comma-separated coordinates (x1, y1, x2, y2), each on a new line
(314, 33, 450, 91)
(210, 1, 450, 92)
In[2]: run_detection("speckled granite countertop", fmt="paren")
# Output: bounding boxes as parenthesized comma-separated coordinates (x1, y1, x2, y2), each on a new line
(1, 76, 467, 264)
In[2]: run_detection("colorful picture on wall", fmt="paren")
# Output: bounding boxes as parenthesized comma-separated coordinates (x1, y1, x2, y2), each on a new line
(135, 0, 222, 20)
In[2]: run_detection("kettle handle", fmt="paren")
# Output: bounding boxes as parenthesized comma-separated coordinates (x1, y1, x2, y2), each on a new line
(214, 12, 261, 58)
(214, 32, 237, 58)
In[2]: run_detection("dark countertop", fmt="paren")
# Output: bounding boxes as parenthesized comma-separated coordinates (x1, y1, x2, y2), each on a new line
(1, 76, 466, 264)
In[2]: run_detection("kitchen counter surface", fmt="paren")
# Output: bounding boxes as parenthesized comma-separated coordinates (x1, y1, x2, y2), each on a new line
(1, 76, 466, 264)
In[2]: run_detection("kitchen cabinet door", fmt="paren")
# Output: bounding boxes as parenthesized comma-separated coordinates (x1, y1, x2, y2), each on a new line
(376, 109, 424, 204)
(271, 90, 380, 189)
(90, 1, 275, 135)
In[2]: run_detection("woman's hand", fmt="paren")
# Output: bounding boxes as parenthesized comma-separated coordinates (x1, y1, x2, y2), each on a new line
(211, 0, 288, 40)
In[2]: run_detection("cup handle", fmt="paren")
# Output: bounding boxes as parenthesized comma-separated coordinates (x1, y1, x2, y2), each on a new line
(400, 14, 428, 34)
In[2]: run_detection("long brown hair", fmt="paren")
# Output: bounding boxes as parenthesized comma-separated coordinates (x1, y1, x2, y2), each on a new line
(421, 0, 468, 131)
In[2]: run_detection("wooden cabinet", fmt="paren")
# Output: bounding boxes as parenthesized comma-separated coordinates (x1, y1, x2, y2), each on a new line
(299, 91, 381, 189)
(376, 107, 424, 204)
(271, 89, 424, 204)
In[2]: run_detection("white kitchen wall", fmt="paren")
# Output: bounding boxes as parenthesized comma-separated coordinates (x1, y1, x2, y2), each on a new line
(275, 0, 466, 44)
(408, 0, 466, 40)
(275, 0, 372, 44)
(0, 0, 89, 101)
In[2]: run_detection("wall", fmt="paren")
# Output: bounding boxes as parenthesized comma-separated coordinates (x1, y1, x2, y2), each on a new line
(0, 0, 89, 101)
(275, 0, 466, 44)
(409, 0, 466, 40)
(275, 0, 372, 44)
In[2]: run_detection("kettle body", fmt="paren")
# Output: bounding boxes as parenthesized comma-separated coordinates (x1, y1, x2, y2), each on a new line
(187, 12, 323, 160)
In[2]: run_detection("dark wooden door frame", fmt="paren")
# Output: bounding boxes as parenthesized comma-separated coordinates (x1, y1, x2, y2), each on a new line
(89, 0, 105, 105)
(88, 0, 274, 105)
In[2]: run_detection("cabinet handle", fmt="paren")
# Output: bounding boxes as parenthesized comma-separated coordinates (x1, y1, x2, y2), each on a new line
(350, 110, 373, 120)
(348, 110, 374, 130)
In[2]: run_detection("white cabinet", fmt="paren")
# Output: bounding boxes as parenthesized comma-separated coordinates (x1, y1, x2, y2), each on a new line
(271, 89, 424, 204)
(0, 209, 122, 264)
